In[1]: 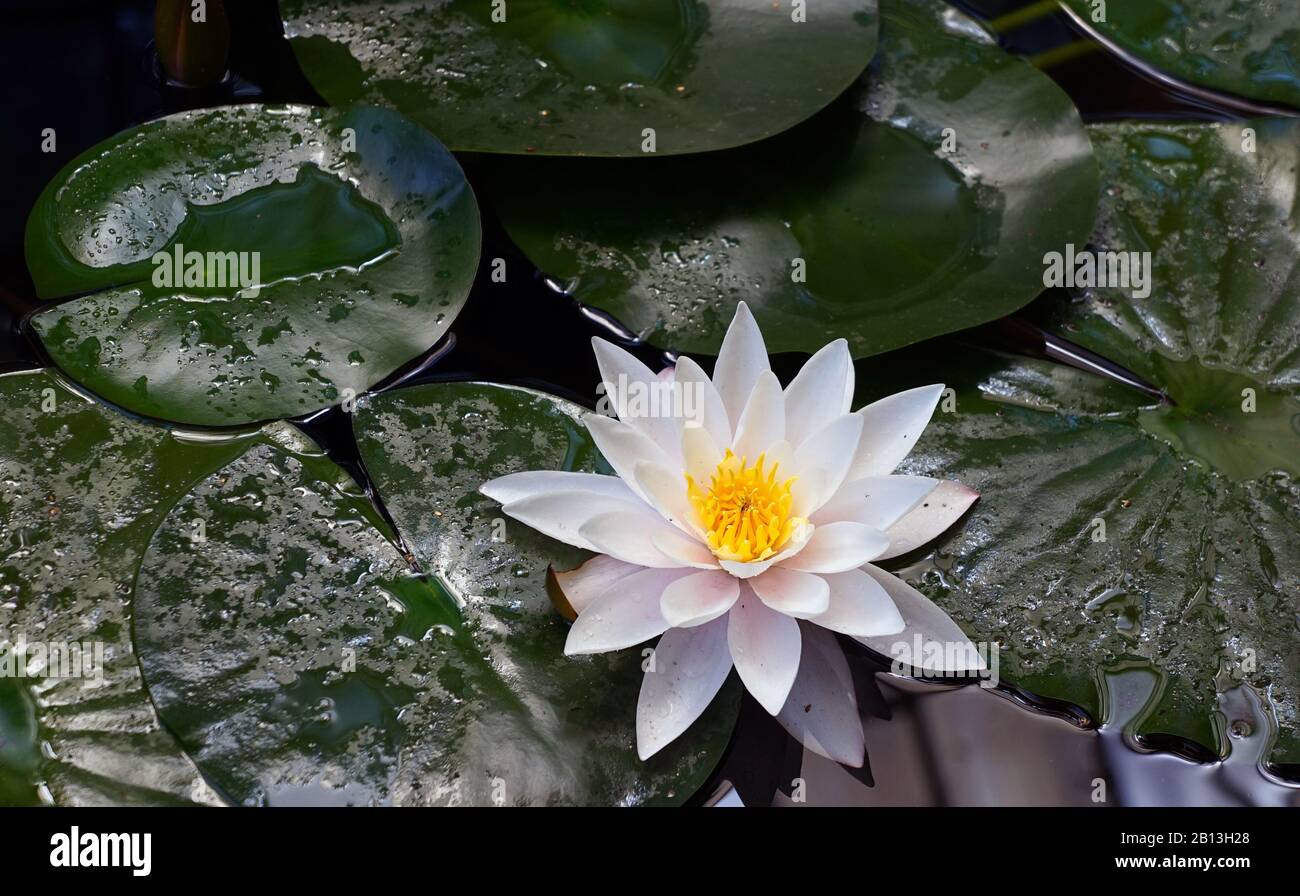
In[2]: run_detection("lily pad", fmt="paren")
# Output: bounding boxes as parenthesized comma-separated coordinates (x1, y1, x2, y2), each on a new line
(26, 104, 480, 428)
(281, 0, 880, 156)
(0, 368, 258, 806)
(485, 0, 1098, 355)
(1061, 0, 1300, 111)
(862, 120, 1300, 763)
(352, 381, 740, 803)
(132, 381, 737, 805)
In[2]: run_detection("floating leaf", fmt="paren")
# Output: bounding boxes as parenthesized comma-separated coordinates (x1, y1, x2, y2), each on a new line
(486, 0, 1098, 355)
(862, 120, 1300, 763)
(0, 369, 259, 806)
(1061, 0, 1300, 111)
(26, 104, 479, 427)
(352, 381, 740, 803)
(132, 381, 737, 805)
(281, 0, 880, 156)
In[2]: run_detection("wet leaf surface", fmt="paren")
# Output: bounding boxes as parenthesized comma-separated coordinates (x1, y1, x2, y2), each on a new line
(353, 381, 741, 804)
(281, 0, 879, 156)
(0, 369, 255, 805)
(131, 381, 737, 805)
(485, 0, 1098, 355)
(867, 121, 1300, 763)
(1062, 0, 1300, 110)
(26, 104, 480, 428)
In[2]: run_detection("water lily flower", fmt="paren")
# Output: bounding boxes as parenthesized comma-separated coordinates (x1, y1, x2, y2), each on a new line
(480, 303, 978, 767)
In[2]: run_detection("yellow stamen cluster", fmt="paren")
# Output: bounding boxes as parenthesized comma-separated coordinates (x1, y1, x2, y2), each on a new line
(686, 450, 803, 564)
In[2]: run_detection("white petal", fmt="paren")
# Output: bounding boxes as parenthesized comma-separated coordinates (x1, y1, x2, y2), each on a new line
(876, 480, 979, 560)
(553, 554, 644, 615)
(672, 356, 731, 449)
(681, 424, 723, 486)
(631, 461, 698, 536)
(791, 414, 863, 515)
(731, 370, 785, 461)
(749, 568, 830, 618)
(847, 384, 946, 479)
(776, 623, 864, 767)
(784, 339, 853, 449)
(592, 338, 680, 464)
(808, 568, 904, 637)
(856, 564, 986, 673)
(579, 511, 697, 568)
(481, 470, 639, 506)
(499, 490, 649, 551)
(637, 616, 733, 759)
(651, 528, 719, 569)
(712, 302, 769, 434)
(659, 570, 739, 627)
(728, 587, 801, 714)
(779, 522, 889, 574)
(564, 567, 689, 654)
(811, 475, 940, 530)
(584, 412, 675, 501)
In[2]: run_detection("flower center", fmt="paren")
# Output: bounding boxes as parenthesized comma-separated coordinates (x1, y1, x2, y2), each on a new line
(686, 450, 803, 564)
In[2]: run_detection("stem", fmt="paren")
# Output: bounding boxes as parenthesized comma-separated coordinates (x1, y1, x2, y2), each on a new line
(987, 0, 1064, 33)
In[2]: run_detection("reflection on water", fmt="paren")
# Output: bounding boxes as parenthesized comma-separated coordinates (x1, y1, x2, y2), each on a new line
(775, 668, 1300, 807)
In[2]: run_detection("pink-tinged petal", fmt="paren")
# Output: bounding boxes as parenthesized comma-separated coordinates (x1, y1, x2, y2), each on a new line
(499, 490, 650, 551)
(791, 414, 864, 515)
(875, 480, 979, 560)
(592, 338, 681, 464)
(749, 568, 830, 618)
(776, 623, 864, 767)
(631, 461, 698, 537)
(553, 554, 644, 615)
(718, 521, 813, 579)
(681, 425, 724, 486)
(672, 356, 732, 449)
(847, 384, 946, 479)
(584, 413, 675, 502)
(856, 564, 985, 673)
(712, 301, 769, 435)
(809, 568, 904, 637)
(579, 511, 694, 568)
(660, 570, 739, 627)
(731, 370, 785, 461)
(728, 588, 802, 714)
(811, 475, 939, 530)
(564, 567, 689, 654)
(779, 522, 889, 574)
(481, 470, 639, 507)
(637, 616, 733, 759)
(784, 339, 853, 449)
(651, 528, 719, 569)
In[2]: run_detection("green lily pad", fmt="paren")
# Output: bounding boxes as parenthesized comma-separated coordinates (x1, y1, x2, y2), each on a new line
(1061, 0, 1300, 111)
(0, 368, 261, 806)
(131, 381, 737, 805)
(281, 0, 879, 156)
(26, 104, 480, 428)
(485, 0, 1098, 355)
(352, 381, 740, 803)
(862, 120, 1300, 763)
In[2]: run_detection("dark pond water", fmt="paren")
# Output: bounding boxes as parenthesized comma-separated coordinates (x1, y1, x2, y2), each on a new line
(1, 0, 1297, 806)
